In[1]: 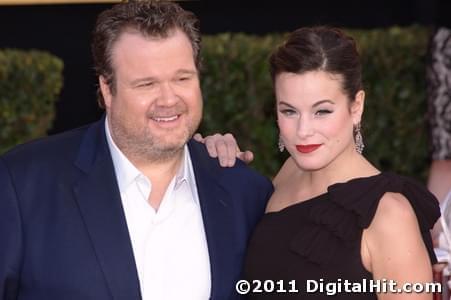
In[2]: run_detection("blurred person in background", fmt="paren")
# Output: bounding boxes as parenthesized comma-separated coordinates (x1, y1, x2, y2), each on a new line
(426, 1, 451, 251)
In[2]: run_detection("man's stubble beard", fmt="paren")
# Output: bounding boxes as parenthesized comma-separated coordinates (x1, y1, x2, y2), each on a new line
(109, 109, 201, 164)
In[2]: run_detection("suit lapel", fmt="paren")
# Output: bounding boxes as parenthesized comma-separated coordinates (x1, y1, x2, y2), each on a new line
(71, 129, 239, 299)
(73, 120, 141, 300)
(188, 140, 237, 299)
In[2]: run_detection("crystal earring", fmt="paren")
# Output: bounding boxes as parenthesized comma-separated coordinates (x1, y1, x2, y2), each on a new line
(278, 135, 285, 152)
(354, 123, 364, 154)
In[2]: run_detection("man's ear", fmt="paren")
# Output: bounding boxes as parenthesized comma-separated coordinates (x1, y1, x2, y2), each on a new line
(351, 90, 365, 125)
(99, 76, 113, 109)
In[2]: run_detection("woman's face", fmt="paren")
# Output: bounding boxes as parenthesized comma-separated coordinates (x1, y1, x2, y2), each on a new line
(276, 71, 364, 172)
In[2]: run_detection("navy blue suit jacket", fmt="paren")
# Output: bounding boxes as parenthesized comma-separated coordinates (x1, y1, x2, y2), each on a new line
(0, 119, 273, 300)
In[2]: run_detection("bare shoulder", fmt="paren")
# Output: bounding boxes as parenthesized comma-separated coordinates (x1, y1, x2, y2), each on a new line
(371, 192, 417, 230)
(364, 193, 432, 288)
(273, 157, 297, 187)
(365, 191, 424, 255)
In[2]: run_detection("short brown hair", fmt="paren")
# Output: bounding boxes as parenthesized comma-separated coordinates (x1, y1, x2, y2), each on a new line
(269, 26, 363, 102)
(91, 0, 201, 108)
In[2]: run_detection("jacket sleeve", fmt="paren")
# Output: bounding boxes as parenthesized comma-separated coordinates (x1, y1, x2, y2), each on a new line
(0, 157, 23, 300)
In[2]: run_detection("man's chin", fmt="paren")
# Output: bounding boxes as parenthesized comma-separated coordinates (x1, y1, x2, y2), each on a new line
(144, 143, 185, 162)
(152, 137, 189, 153)
(156, 143, 185, 153)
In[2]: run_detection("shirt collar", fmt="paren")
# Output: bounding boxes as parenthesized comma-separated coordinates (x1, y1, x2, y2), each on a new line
(175, 146, 189, 189)
(105, 117, 142, 194)
(105, 118, 196, 203)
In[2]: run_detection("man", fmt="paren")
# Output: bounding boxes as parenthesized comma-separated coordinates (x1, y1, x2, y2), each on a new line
(0, 1, 272, 299)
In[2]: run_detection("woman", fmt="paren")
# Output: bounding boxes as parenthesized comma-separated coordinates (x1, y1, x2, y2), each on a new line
(199, 26, 440, 299)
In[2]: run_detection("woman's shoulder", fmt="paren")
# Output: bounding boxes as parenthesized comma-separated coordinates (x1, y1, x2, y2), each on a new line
(327, 171, 439, 229)
(362, 190, 436, 280)
(336, 172, 440, 265)
(273, 157, 297, 187)
(378, 173, 440, 229)
(368, 191, 418, 234)
(274, 171, 439, 266)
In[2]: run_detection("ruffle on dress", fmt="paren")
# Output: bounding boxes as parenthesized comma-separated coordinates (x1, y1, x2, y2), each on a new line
(289, 172, 440, 265)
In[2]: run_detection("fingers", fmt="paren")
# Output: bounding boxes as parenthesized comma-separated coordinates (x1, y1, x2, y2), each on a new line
(202, 133, 244, 167)
(207, 134, 235, 167)
(205, 134, 220, 158)
(217, 140, 231, 167)
(223, 133, 238, 167)
(237, 150, 254, 164)
(193, 133, 204, 142)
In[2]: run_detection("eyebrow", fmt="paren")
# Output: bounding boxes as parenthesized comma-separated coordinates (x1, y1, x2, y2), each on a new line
(176, 69, 198, 76)
(130, 77, 156, 86)
(312, 99, 335, 107)
(130, 69, 198, 86)
(278, 101, 296, 109)
(278, 99, 335, 108)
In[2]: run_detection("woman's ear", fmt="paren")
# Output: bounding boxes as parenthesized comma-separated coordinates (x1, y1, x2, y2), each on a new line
(351, 90, 365, 125)
(99, 76, 112, 109)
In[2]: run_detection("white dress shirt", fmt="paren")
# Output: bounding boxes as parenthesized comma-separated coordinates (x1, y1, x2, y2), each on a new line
(105, 120, 211, 300)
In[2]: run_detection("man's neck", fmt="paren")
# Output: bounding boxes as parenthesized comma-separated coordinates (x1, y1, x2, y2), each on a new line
(133, 148, 185, 211)
(135, 148, 184, 184)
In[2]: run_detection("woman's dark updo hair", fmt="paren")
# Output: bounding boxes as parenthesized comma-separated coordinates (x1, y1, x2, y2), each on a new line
(269, 26, 363, 101)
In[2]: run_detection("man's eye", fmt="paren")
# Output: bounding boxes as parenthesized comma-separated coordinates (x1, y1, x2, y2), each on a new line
(137, 82, 154, 88)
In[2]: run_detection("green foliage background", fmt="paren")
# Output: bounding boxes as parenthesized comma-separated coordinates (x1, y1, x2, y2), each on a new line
(200, 26, 431, 181)
(0, 49, 63, 154)
(0, 27, 432, 182)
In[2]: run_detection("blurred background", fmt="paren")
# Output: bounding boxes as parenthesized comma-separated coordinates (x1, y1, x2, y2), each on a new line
(0, 0, 449, 179)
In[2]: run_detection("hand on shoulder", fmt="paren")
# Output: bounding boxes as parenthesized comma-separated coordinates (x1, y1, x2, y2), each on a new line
(193, 133, 254, 167)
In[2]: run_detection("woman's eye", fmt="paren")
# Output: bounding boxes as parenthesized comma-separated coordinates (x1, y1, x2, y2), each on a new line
(315, 109, 332, 116)
(280, 109, 296, 116)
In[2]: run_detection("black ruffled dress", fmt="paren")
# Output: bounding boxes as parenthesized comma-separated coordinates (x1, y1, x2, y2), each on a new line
(244, 172, 440, 299)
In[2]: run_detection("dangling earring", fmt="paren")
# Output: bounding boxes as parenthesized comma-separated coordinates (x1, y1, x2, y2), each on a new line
(278, 135, 285, 152)
(354, 123, 364, 154)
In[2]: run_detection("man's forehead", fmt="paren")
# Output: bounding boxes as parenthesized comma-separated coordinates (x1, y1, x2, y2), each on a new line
(110, 28, 192, 59)
(114, 26, 182, 46)
(109, 28, 196, 79)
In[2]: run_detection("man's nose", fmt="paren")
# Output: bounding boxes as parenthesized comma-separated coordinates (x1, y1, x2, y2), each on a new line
(156, 82, 178, 106)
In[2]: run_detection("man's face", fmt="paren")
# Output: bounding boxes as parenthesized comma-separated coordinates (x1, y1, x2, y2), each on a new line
(100, 28, 203, 163)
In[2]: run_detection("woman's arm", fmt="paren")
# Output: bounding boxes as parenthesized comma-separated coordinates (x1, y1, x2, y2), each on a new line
(363, 192, 434, 300)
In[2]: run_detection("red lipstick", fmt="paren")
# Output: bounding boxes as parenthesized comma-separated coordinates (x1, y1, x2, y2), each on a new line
(296, 144, 322, 153)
